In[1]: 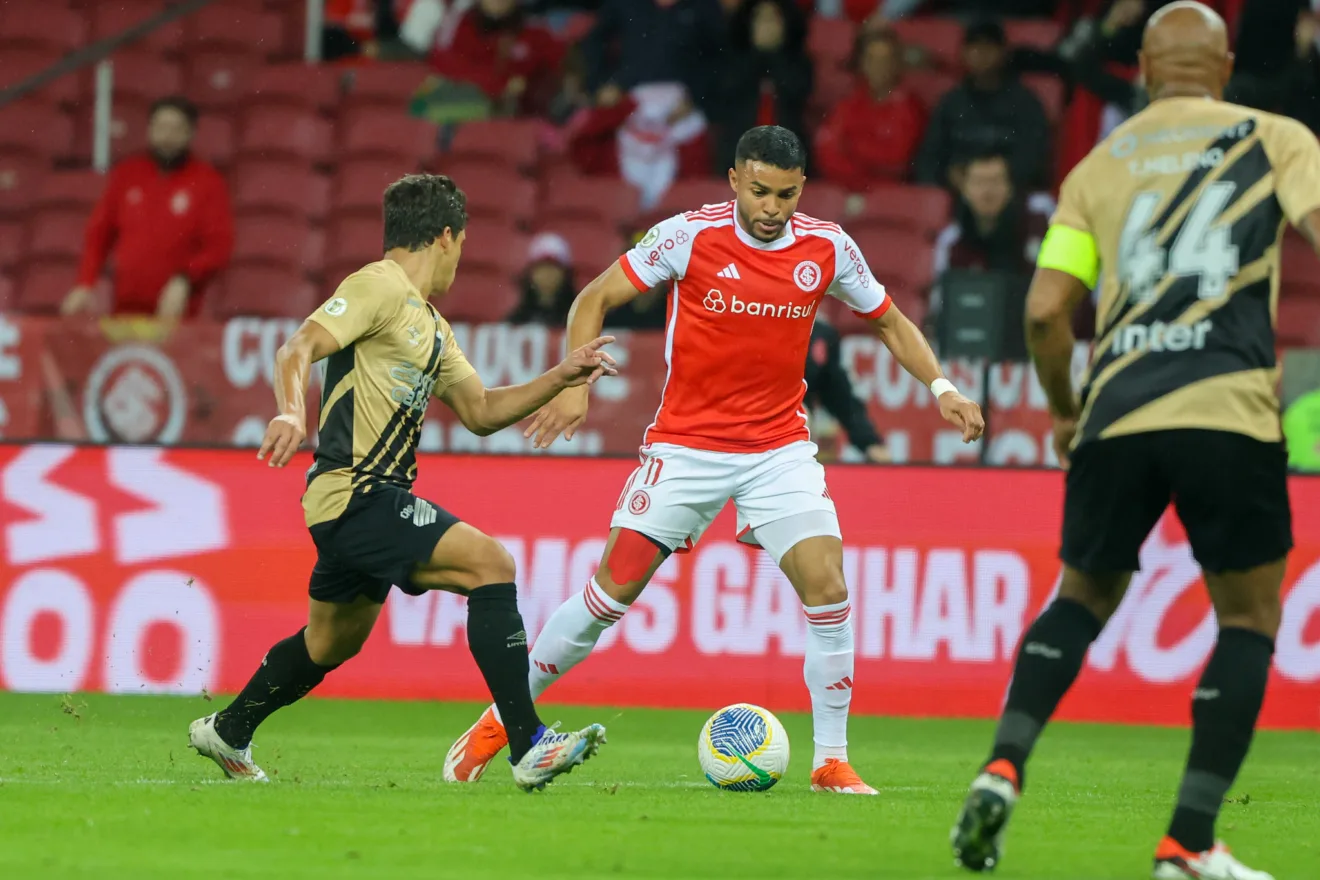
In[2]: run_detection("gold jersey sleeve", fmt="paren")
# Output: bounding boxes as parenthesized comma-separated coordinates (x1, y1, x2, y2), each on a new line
(307, 263, 407, 349)
(1262, 114, 1320, 227)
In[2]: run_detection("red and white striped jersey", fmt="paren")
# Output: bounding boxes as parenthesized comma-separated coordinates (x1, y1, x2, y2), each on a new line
(619, 200, 890, 453)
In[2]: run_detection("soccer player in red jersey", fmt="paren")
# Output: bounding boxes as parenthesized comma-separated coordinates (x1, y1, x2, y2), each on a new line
(445, 126, 984, 792)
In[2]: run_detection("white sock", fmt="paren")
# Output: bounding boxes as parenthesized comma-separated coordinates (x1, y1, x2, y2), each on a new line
(528, 577, 628, 700)
(803, 600, 854, 770)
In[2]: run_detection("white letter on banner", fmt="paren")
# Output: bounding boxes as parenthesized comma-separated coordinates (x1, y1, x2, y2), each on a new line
(104, 571, 218, 694)
(107, 447, 228, 563)
(692, 543, 749, 654)
(3, 445, 99, 565)
(1, 569, 93, 692)
(1276, 560, 1320, 682)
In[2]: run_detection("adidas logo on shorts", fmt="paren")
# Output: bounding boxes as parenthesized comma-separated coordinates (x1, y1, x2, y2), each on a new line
(399, 500, 438, 527)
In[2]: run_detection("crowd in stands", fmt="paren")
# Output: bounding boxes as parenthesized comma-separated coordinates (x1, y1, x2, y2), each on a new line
(1, 0, 1319, 347)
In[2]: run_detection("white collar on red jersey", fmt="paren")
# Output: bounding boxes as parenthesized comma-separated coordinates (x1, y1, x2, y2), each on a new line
(733, 214, 798, 252)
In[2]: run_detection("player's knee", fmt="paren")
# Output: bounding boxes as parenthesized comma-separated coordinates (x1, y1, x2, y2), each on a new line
(472, 536, 516, 586)
(811, 566, 849, 607)
(305, 622, 369, 666)
(1216, 591, 1283, 639)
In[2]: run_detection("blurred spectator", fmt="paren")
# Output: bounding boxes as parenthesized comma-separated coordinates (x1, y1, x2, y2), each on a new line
(428, 0, 565, 115)
(324, 0, 407, 61)
(719, 0, 813, 167)
(581, 0, 727, 116)
(566, 82, 711, 209)
(604, 283, 669, 329)
(64, 97, 233, 320)
(914, 20, 1049, 190)
(507, 233, 577, 324)
(805, 319, 889, 463)
(814, 28, 926, 189)
(1229, 0, 1320, 134)
(864, 0, 1057, 18)
(931, 149, 1051, 281)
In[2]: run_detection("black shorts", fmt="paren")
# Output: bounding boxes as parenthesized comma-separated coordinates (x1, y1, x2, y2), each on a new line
(1061, 429, 1292, 575)
(308, 483, 460, 604)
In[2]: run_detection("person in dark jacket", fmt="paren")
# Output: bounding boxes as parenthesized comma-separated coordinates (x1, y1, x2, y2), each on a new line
(914, 19, 1050, 190)
(805, 319, 889, 463)
(1228, 0, 1319, 135)
(580, 0, 726, 116)
(506, 233, 577, 325)
(718, 0, 813, 168)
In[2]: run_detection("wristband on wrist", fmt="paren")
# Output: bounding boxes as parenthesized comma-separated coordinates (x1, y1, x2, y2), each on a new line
(930, 378, 957, 399)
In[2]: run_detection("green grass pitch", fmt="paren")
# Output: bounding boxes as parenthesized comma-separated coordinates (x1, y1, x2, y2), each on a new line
(0, 693, 1315, 879)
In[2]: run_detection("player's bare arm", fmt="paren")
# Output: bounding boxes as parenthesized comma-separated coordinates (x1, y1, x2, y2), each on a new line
(258, 319, 342, 468)
(871, 304, 985, 443)
(440, 336, 618, 436)
(526, 261, 648, 448)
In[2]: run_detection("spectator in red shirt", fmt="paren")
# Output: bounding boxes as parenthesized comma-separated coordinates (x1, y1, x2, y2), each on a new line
(814, 28, 927, 188)
(428, 0, 565, 116)
(64, 97, 233, 320)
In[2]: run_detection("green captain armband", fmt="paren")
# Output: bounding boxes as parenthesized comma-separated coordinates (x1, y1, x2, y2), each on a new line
(1037, 225, 1099, 288)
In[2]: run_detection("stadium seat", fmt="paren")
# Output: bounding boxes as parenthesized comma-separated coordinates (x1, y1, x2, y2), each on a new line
(810, 61, 855, 122)
(1277, 297, 1320, 348)
(806, 18, 856, 68)
(655, 179, 735, 217)
(904, 69, 958, 110)
(234, 161, 330, 222)
(27, 208, 88, 260)
(183, 6, 284, 57)
(0, 102, 74, 157)
(185, 50, 260, 112)
(342, 64, 428, 108)
(0, 48, 79, 105)
(462, 174, 536, 227)
(248, 63, 342, 113)
(540, 220, 627, 277)
(1282, 231, 1319, 286)
(442, 273, 520, 324)
(851, 184, 952, 238)
(211, 264, 319, 319)
(15, 258, 80, 315)
(797, 182, 849, 222)
(233, 214, 313, 270)
(1023, 74, 1064, 124)
(851, 227, 936, 295)
(892, 18, 963, 70)
(71, 98, 150, 164)
(331, 159, 402, 217)
(239, 106, 333, 165)
(447, 120, 540, 175)
(1005, 20, 1063, 51)
(0, 4, 87, 54)
(0, 220, 24, 271)
(35, 170, 105, 211)
(92, 1, 181, 57)
(193, 114, 236, 168)
(461, 223, 527, 282)
(338, 106, 438, 165)
(326, 215, 385, 280)
(101, 52, 184, 105)
(0, 152, 47, 217)
(541, 173, 639, 228)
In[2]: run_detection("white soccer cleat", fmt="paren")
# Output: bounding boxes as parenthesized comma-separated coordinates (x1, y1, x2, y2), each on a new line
(509, 722, 607, 792)
(1152, 838, 1275, 880)
(189, 713, 269, 783)
(951, 765, 1019, 872)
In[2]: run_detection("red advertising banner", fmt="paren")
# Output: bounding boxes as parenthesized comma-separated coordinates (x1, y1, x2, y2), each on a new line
(1, 446, 1317, 729)
(0, 316, 1073, 463)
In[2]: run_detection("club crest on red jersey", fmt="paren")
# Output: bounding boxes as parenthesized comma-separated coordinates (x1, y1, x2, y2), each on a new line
(793, 260, 822, 292)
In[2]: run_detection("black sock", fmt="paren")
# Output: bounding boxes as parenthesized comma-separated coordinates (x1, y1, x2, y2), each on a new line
(988, 598, 1103, 790)
(214, 628, 336, 749)
(1166, 627, 1274, 853)
(467, 583, 543, 763)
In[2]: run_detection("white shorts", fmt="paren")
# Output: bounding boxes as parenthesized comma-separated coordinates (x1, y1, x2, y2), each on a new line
(609, 441, 841, 563)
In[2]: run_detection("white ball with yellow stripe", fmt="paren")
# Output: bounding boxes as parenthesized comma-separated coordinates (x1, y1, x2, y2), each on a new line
(698, 703, 790, 791)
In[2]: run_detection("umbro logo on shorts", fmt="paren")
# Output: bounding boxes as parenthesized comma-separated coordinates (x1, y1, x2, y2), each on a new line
(400, 500, 438, 527)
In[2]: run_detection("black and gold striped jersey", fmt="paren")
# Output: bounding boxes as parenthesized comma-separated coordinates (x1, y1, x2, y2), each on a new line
(1053, 97, 1320, 447)
(301, 260, 475, 527)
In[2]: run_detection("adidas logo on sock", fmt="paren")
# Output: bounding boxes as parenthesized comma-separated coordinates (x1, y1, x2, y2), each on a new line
(716, 262, 741, 280)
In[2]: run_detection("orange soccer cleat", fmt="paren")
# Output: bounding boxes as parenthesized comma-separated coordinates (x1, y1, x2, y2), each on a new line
(443, 705, 508, 783)
(810, 758, 879, 795)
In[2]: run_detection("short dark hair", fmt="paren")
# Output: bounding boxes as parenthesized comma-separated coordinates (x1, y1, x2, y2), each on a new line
(734, 125, 806, 171)
(963, 147, 1011, 172)
(963, 19, 1006, 47)
(851, 27, 903, 72)
(382, 174, 468, 252)
(150, 95, 199, 127)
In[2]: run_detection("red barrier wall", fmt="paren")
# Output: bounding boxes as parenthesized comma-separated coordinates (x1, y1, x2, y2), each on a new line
(1, 446, 1317, 728)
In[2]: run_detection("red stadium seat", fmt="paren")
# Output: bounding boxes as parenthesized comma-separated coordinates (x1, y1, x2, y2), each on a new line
(461, 223, 528, 282)
(540, 172, 639, 227)
(234, 161, 330, 222)
(1282, 231, 1320, 286)
(332, 159, 402, 217)
(797, 182, 849, 223)
(806, 18, 856, 68)
(35, 170, 105, 211)
(326, 215, 384, 280)
(192, 114, 236, 168)
(0, 48, 79, 105)
(101, 52, 184, 105)
(442, 273, 520, 324)
(655, 179, 735, 217)
(810, 61, 855, 122)
(851, 184, 951, 238)
(0, 220, 24, 271)
(92, 1, 181, 57)
(0, 4, 87, 54)
(16, 258, 80, 315)
(892, 18, 963, 70)
(1277, 297, 1320, 348)
(185, 50, 259, 111)
(233, 215, 314, 270)
(239, 106, 333, 165)
(27, 208, 88, 260)
(462, 174, 536, 227)
(447, 119, 540, 175)
(248, 63, 342, 113)
(904, 69, 958, 111)
(342, 64, 428, 108)
(183, 6, 284, 56)
(1023, 74, 1064, 124)
(1005, 20, 1063, 51)
(0, 152, 48, 217)
(851, 227, 936, 297)
(0, 101, 74, 157)
(538, 220, 627, 277)
(71, 98, 150, 164)
(338, 106, 438, 165)
(212, 265, 319, 319)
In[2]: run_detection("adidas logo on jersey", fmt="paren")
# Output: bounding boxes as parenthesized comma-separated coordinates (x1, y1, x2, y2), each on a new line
(716, 263, 741, 280)
(400, 500, 438, 527)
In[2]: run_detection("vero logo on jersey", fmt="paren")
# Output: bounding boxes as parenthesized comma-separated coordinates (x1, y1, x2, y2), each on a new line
(703, 290, 815, 320)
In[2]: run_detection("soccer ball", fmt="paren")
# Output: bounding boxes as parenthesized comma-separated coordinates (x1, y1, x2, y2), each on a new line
(697, 703, 790, 791)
